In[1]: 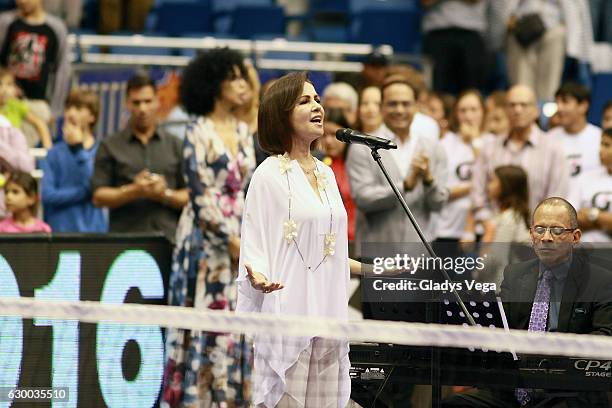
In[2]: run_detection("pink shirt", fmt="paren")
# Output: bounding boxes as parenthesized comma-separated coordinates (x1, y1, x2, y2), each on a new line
(0, 217, 52, 233)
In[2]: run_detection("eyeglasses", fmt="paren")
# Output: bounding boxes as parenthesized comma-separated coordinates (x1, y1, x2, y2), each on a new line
(531, 226, 576, 236)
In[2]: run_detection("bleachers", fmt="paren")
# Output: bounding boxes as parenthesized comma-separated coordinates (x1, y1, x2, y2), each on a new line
(230, 5, 286, 39)
(351, 6, 422, 54)
(77, 0, 423, 53)
(153, 1, 214, 36)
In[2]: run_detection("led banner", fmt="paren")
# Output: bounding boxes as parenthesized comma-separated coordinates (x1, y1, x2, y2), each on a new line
(0, 234, 172, 408)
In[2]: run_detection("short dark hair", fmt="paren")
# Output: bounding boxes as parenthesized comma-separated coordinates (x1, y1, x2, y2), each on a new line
(65, 89, 100, 129)
(554, 82, 591, 104)
(494, 165, 530, 228)
(126, 71, 156, 96)
(363, 51, 389, 67)
(381, 75, 419, 101)
(324, 107, 351, 159)
(257, 71, 310, 155)
(180, 47, 247, 116)
(5, 171, 39, 213)
(325, 107, 351, 129)
(533, 197, 579, 229)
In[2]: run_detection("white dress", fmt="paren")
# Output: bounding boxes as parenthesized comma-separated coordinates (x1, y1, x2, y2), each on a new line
(237, 155, 351, 408)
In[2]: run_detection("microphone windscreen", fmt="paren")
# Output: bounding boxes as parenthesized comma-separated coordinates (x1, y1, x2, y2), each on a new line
(335, 128, 352, 142)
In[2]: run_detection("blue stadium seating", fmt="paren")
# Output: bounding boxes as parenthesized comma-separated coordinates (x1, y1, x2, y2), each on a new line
(212, 0, 273, 33)
(0, 0, 14, 12)
(589, 73, 612, 126)
(306, 0, 349, 42)
(351, 6, 422, 53)
(154, 1, 213, 36)
(311, 0, 349, 14)
(350, 0, 418, 12)
(230, 5, 285, 39)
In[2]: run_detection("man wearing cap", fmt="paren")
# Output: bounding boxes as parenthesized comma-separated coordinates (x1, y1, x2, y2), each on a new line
(334, 51, 389, 91)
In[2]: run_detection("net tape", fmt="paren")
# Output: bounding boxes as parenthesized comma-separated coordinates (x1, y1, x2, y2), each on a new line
(1, 296, 612, 360)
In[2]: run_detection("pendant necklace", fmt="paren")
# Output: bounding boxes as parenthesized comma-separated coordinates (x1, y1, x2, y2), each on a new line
(279, 154, 336, 272)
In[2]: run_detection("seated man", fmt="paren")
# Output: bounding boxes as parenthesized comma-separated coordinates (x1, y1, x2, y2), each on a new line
(444, 197, 612, 407)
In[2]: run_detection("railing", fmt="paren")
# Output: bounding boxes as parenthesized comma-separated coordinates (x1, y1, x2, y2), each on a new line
(68, 34, 399, 73)
(63, 34, 430, 138)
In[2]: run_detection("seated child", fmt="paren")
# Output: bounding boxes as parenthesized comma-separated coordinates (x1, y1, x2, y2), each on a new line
(0, 171, 51, 233)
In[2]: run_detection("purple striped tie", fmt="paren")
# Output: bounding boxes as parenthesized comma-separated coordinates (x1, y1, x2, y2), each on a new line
(516, 270, 553, 406)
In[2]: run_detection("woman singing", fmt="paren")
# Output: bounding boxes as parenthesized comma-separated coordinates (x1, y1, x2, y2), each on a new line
(237, 72, 366, 407)
(163, 48, 255, 408)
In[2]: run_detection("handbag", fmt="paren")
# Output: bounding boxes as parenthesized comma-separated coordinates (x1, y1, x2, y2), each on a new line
(513, 13, 546, 48)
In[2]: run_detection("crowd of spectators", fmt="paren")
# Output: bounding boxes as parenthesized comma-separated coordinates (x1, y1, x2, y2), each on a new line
(0, 0, 609, 256)
(0, 2, 610, 405)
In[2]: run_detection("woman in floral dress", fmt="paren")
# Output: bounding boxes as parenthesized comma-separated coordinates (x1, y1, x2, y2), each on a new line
(162, 48, 255, 408)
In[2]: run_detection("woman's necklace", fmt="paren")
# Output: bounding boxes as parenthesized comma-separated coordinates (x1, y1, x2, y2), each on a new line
(279, 153, 336, 272)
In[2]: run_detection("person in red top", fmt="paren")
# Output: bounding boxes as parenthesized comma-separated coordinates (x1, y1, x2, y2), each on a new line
(320, 107, 357, 252)
(0, 170, 51, 233)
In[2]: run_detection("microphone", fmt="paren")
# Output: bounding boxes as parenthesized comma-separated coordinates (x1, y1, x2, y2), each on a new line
(336, 128, 397, 150)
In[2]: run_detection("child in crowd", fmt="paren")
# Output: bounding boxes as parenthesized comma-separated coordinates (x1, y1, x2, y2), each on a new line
(427, 92, 455, 138)
(0, 122, 35, 219)
(0, 69, 52, 148)
(41, 90, 107, 232)
(0, 171, 51, 233)
(476, 165, 530, 288)
(484, 90, 510, 137)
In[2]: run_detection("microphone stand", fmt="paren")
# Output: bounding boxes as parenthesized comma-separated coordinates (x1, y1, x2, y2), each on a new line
(368, 146, 476, 408)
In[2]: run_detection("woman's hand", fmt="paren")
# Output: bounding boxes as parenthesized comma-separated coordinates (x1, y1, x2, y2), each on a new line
(245, 264, 284, 293)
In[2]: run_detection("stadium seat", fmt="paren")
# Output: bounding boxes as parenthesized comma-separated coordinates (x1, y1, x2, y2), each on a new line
(307, 0, 349, 42)
(212, 0, 273, 33)
(154, 1, 213, 36)
(351, 6, 422, 53)
(350, 0, 418, 13)
(589, 73, 612, 126)
(0, 0, 14, 12)
(311, 0, 349, 14)
(230, 5, 285, 39)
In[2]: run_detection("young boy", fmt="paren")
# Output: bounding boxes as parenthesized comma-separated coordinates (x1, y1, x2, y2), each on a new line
(41, 89, 107, 232)
(0, 69, 52, 148)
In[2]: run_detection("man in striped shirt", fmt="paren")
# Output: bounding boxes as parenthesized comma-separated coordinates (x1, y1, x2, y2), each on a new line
(469, 84, 569, 230)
